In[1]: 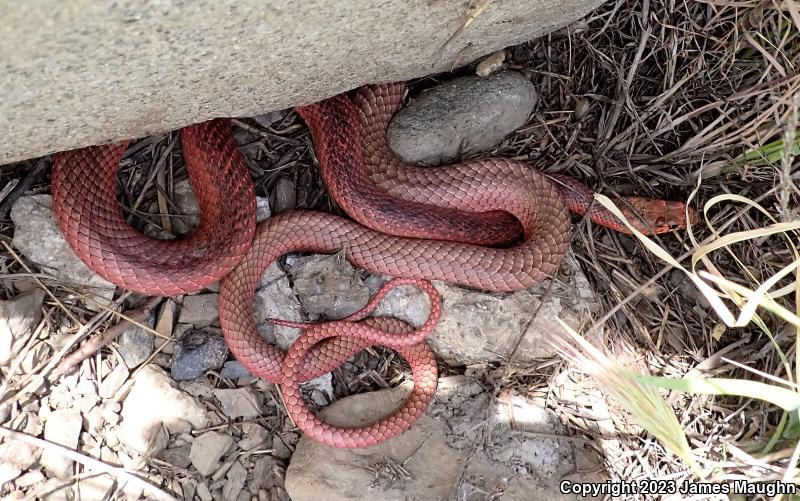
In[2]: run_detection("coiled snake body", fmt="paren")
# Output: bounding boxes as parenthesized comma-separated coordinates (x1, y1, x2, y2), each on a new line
(51, 82, 696, 448)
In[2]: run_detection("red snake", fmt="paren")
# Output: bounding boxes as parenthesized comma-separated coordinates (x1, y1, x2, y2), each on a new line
(51, 82, 696, 449)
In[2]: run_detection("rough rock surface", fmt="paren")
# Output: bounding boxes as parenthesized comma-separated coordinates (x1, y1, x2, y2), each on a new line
(10, 195, 116, 303)
(388, 72, 538, 165)
(253, 262, 304, 349)
(285, 376, 601, 501)
(287, 254, 370, 320)
(116, 365, 208, 456)
(0, 289, 45, 365)
(1, 0, 603, 164)
(290, 252, 596, 364)
(41, 409, 82, 479)
(431, 255, 597, 364)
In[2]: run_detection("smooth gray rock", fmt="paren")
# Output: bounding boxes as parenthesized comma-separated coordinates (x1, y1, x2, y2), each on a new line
(170, 328, 229, 381)
(1, 1, 601, 165)
(388, 72, 538, 165)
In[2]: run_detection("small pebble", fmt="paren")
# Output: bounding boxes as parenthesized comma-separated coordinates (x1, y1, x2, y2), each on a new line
(155, 299, 177, 337)
(256, 196, 272, 222)
(213, 388, 262, 419)
(220, 360, 252, 379)
(476, 50, 505, 76)
(157, 444, 193, 469)
(190, 432, 234, 476)
(118, 315, 155, 369)
(171, 328, 229, 381)
(179, 294, 219, 327)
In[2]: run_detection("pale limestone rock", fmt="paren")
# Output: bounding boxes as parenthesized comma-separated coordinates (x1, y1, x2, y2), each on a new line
(285, 377, 602, 501)
(10, 196, 115, 304)
(0, 289, 44, 366)
(41, 408, 82, 478)
(189, 431, 234, 476)
(117, 365, 208, 456)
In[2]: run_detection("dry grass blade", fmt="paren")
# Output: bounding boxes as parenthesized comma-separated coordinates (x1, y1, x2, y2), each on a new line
(549, 320, 696, 469)
(0, 427, 177, 501)
(634, 375, 800, 412)
(593, 194, 800, 328)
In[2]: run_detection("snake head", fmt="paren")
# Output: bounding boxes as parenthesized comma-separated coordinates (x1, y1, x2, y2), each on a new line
(621, 199, 700, 234)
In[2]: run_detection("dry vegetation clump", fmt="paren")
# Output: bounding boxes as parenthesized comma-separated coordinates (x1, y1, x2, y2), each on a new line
(491, 0, 800, 492)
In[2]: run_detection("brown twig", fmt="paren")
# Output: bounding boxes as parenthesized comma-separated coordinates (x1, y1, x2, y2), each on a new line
(53, 296, 162, 377)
